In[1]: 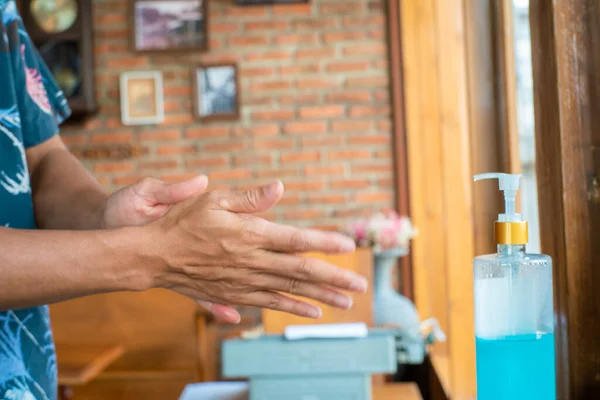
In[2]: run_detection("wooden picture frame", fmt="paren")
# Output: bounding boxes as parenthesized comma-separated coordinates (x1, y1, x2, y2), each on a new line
(131, 0, 208, 53)
(120, 71, 164, 125)
(192, 63, 240, 122)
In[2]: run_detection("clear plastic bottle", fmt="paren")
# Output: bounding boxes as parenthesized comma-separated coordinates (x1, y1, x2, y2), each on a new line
(473, 173, 556, 400)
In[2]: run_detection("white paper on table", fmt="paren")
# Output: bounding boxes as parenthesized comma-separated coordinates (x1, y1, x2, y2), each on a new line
(179, 382, 249, 400)
(284, 322, 368, 340)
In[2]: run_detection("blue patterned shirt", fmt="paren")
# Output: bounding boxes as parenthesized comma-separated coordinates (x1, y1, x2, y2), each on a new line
(0, 1, 71, 399)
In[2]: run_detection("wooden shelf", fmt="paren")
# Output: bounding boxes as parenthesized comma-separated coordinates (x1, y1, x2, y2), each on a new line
(56, 343, 124, 386)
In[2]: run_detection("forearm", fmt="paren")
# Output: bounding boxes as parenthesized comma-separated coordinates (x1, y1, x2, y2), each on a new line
(0, 226, 155, 310)
(31, 148, 108, 230)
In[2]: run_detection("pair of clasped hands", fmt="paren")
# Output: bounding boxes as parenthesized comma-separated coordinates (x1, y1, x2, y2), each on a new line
(104, 175, 368, 324)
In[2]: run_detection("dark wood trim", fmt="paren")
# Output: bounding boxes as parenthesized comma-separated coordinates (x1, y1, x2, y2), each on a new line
(529, 1, 600, 398)
(130, 0, 209, 54)
(386, 0, 413, 301)
(191, 62, 241, 122)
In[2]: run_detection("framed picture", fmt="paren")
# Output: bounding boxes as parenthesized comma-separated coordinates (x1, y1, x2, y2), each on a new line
(131, 0, 208, 53)
(236, 0, 309, 4)
(193, 63, 240, 122)
(120, 71, 164, 125)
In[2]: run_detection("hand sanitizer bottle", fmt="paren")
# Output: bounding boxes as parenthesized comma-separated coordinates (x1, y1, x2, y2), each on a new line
(472, 173, 556, 400)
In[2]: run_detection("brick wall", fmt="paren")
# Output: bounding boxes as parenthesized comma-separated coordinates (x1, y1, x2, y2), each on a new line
(62, 0, 395, 229)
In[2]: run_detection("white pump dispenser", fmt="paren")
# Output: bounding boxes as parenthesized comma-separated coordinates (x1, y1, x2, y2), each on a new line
(473, 172, 522, 222)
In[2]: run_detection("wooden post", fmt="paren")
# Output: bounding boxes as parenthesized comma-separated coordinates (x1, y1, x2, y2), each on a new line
(529, 1, 600, 398)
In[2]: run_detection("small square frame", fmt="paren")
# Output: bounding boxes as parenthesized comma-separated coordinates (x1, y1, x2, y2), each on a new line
(120, 71, 164, 125)
(192, 63, 241, 122)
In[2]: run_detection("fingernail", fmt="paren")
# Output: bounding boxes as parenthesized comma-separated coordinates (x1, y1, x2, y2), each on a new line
(334, 294, 353, 309)
(265, 181, 282, 197)
(307, 307, 322, 319)
(348, 278, 368, 293)
(340, 241, 356, 253)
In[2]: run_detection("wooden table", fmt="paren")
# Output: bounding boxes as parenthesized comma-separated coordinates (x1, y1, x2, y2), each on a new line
(55, 343, 125, 400)
(373, 383, 423, 400)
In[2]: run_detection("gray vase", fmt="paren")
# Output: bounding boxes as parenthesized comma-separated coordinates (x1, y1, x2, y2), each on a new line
(372, 248, 421, 334)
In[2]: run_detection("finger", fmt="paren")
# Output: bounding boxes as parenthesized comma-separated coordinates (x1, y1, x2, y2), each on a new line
(254, 251, 368, 293)
(217, 181, 283, 213)
(150, 175, 208, 205)
(197, 300, 241, 324)
(250, 273, 354, 310)
(239, 291, 322, 319)
(261, 223, 356, 254)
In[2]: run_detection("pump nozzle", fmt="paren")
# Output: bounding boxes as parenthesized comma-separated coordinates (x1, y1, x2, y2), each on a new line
(474, 172, 528, 245)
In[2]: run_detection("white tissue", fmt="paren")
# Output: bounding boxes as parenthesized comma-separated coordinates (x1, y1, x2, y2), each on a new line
(284, 322, 368, 340)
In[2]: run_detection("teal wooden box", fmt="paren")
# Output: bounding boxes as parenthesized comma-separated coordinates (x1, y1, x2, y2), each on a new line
(221, 331, 397, 377)
(249, 375, 369, 400)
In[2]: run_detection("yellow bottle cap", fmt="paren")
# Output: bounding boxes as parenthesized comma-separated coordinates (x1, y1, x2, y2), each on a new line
(495, 221, 528, 245)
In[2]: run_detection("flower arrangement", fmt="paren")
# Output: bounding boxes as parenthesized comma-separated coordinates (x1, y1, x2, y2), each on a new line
(347, 210, 417, 253)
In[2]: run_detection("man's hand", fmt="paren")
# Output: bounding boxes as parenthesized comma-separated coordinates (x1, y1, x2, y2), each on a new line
(102, 175, 208, 229)
(147, 181, 367, 325)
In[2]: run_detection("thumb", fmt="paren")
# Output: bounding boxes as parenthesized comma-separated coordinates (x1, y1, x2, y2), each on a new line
(149, 175, 208, 205)
(218, 181, 283, 213)
(197, 300, 241, 324)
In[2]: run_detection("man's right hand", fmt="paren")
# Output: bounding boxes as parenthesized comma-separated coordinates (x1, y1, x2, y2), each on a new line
(145, 181, 368, 324)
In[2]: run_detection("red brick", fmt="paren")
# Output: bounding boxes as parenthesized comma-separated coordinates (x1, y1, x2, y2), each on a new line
(210, 38, 223, 50)
(375, 90, 390, 102)
(229, 36, 270, 46)
(327, 91, 371, 103)
(377, 120, 392, 131)
(308, 194, 347, 204)
(275, 34, 318, 45)
(160, 173, 201, 183)
(241, 67, 276, 78)
(356, 192, 393, 203)
(186, 157, 229, 168)
(157, 145, 196, 155)
(329, 150, 371, 160)
(245, 96, 274, 106)
(334, 207, 372, 218)
(284, 210, 325, 220)
(373, 60, 388, 70)
(278, 196, 303, 206)
(96, 28, 128, 40)
(164, 114, 195, 125)
(305, 165, 345, 176)
(251, 110, 295, 121)
(296, 48, 336, 60)
(139, 160, 179, 170)
(378, 178, 394, 188)
(233, 125, 280, 137)
(376, 150, 392, 158)
(370, 29, 385, 40)
(292, 19, 336, 31)
(331, 121, 373, 132)
(245, 21, 288, 31)
(320, 2, 365, 14)
(346, 76, 389, 88)
(106, 57, 148, 68)
(284, 181, 325, 191)
(233, 155, 272, 166)
(352, 164, 393, 173)
(343, 43, 387, 56)
(250, 80, 293, 91)
(299, 105, 344, 119)
(253, 138, 295, 149)
(209, 170, 252, 180)
(342, 15, 385, 27)
(83, 118, 103, 130)
(348, 134, 390, 145)
(185, 127, 230, 138)
(247, 51, 290, 62)
(61, 134, 88, 146)
(273, 4, 312, 14)
(164, 100, 181, 113)
(279, 94, 319, 105)
(104, 118, 123, 129)
(114, 176, 145, 186)
(280, 152, 320, 163)
(91, 132, 133, 144)
(323, 31, 367, 43)
(165, 86, 192, 97)
(94, 43, 128, 54)
(256, 168, 302, 178)
(296, 78, 337, 89)
(225, 5, 266, 16)
(283, 121, 327, 135)
(331, 179, 370, 189)
(302, 136, 344, 147)
(326, 61, 369, 73)
(204, 142, 246, 152)
(280, 64, 320, 75)
(212, 23, 239, 33)
(95, 13, 127, 25)
(139, 129, 181, 141)
(94, 162, 134, 173)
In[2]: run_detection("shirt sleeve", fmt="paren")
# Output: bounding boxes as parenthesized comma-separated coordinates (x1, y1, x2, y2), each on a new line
(12, 16, 71, 149)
